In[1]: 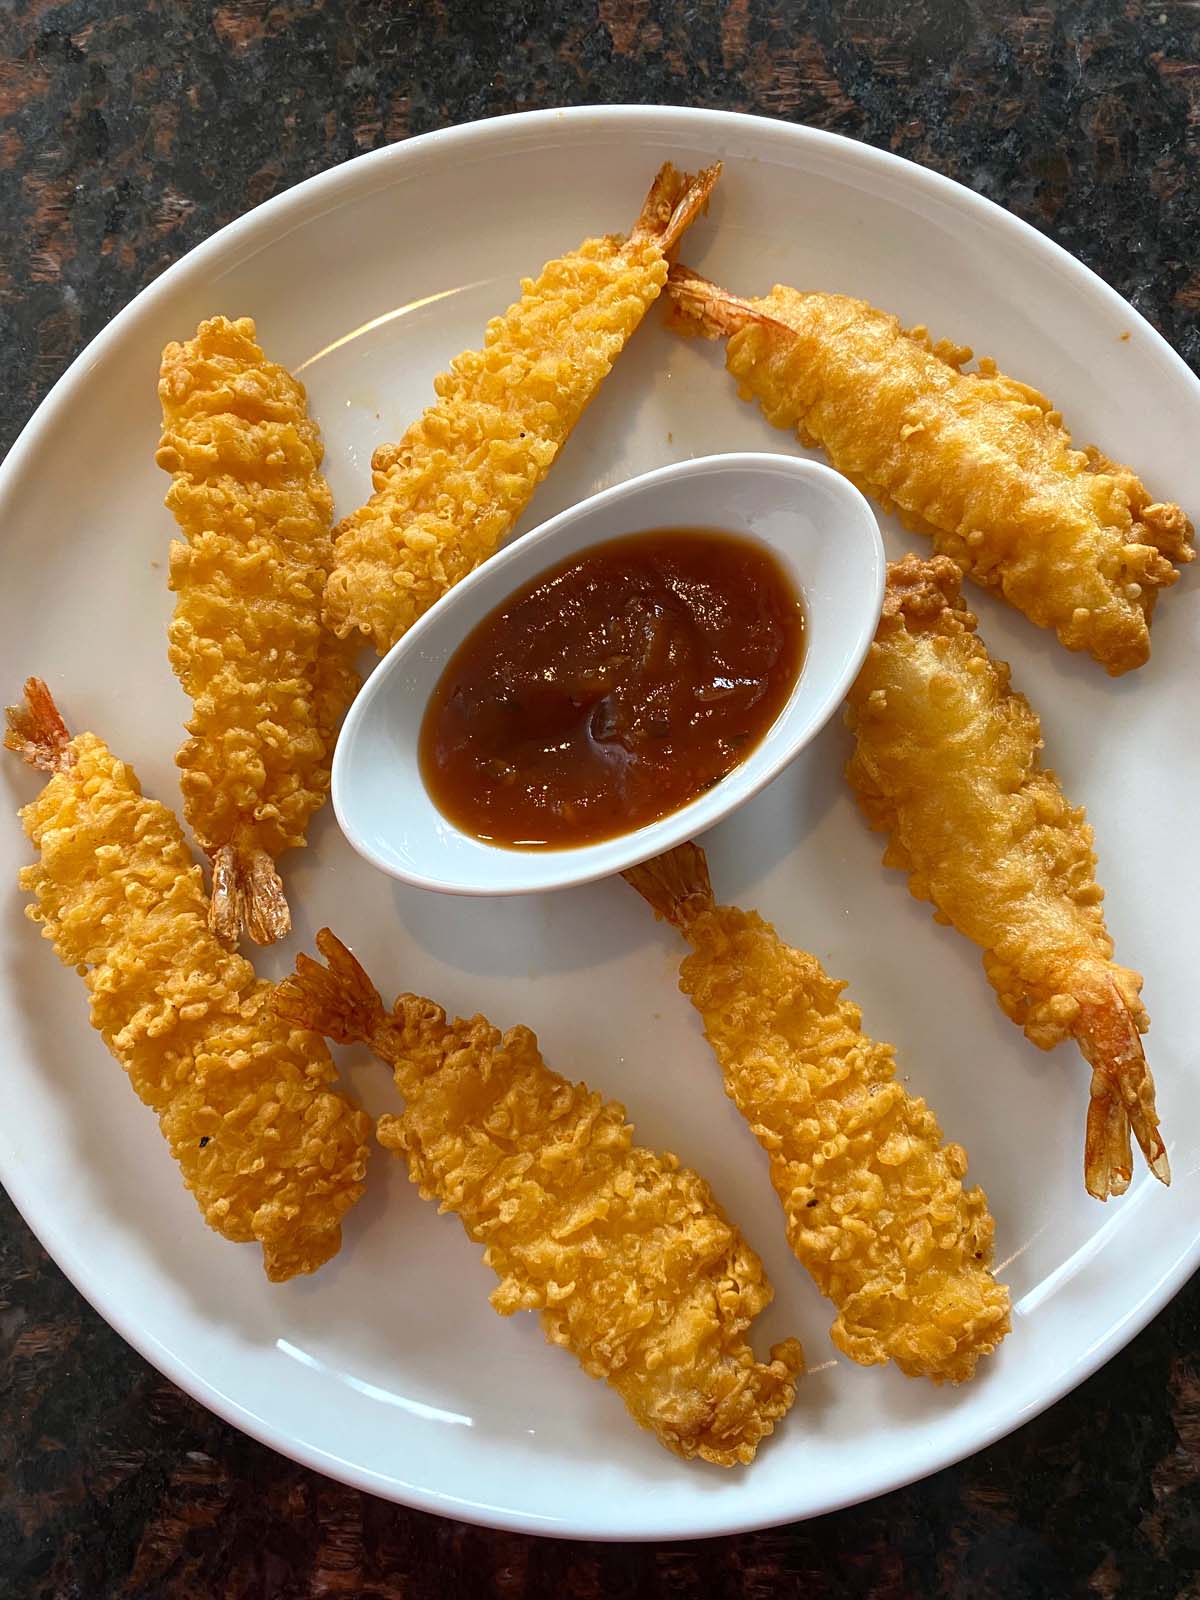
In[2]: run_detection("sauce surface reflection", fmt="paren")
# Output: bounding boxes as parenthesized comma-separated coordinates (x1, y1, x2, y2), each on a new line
(420, 527, 806, 849)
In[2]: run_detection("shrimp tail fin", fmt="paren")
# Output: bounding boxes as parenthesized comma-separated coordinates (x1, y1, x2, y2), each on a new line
(208, 843, 291, 947)
(623, 842, 715, 931)
(631, 162, 722, 255)
(275, 928, 387, 1047)
(1075, 972, 1169, 1199)
(1084, 1075, 1135, 1200)
(4, 678, 75, 774)
(665, 264, 776, 340)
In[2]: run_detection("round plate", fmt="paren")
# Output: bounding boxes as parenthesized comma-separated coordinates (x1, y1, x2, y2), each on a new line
(2, 107, 1197, 1541)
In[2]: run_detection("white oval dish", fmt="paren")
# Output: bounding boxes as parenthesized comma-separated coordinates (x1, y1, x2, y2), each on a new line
(334, 453, 884, 895)
(1, 107, 1199, 1543)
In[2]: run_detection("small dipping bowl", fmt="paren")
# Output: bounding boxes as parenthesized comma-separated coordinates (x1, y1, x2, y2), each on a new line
(333, 453, 885, 895)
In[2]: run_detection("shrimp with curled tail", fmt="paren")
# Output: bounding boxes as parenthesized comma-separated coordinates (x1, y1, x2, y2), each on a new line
(275, 930, 803, 1467)
(844, 556, 1167, 1200)
(324, 161, 722, 655)
(625, 843, 1009, 1384)
(4, 680, 370, 1281)
(666, 265, 1192, 674)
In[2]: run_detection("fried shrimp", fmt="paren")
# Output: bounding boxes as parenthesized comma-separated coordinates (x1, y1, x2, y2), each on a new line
(844, 556, 1167, 1200)
(625, 843, 1009, 1384)
(275, 929, 803, 1466)
(5, 680, 370, 1281)
(157, 316, 359, 945)
(323, 162, 722, 655)
(667, 265, 1193, 674)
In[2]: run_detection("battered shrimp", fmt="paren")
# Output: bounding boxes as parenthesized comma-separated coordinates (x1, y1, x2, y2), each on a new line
(667, 266, 1192, 674)
(275, 930, 803, 1466)
(157, 316, 359, 945)
(324, 162, 722, 655)
(844, 556, 1167, 1199)
(5, 680, 370, 1281)
(625, 844, 1009, 1384)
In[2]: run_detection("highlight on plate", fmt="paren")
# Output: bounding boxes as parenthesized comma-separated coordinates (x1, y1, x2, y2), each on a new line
(4, 151, 1192, 1473)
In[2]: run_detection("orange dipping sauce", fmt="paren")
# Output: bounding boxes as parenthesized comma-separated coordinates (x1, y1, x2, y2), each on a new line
(419, 528, 806, 849)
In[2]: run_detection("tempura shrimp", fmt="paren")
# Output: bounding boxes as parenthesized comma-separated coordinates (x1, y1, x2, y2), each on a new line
(5, 679, 370, 1280)
(324, 162, 722, 655)
(275, 929, 803, 1466)
(157, 316, 359, 944)
(626, 843, 1010, 1383)
(667, 266, 1192, 674)
(844, 556, 1167, 1199)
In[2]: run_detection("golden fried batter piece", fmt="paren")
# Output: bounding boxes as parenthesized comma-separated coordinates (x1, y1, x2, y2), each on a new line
(625, 844, 1009, 1384)
(157, 316, 359, 945)
(844, 557, 1168, 1199)
(275, 929, 803, 1466)
(667, 266, 1193, 674)
(5, 680, 370, 1281)
(324, 162, 722, 655)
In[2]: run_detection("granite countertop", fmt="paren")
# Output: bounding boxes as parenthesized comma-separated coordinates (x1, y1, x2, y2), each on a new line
(2, 2, 1199, 1595)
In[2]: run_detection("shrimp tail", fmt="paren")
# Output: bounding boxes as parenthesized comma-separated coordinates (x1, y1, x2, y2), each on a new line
(623, 842, 715, 931)
(1084, 1077, 1134, 1201)
(4, 678, 75, 774)
(208, 843, 291, 947)
(665, 263, 778, 340)
(1074, 971, 1169, 1199)
(275, 928, 388, 1047)
(631, 162, 722, 255)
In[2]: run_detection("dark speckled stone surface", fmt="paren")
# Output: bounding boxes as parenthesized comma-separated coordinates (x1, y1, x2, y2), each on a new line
(2, 2, 1199, 1595)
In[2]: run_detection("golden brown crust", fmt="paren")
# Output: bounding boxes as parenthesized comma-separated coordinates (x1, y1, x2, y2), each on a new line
(626, 844, 1010, 1384)
(324, 165, 721, 655)
(876, 551, 973, 634)
(845, 558, 1166, 1197)
(666, 271, 1194, 672)
(276, 929, 802, 1467)
(7, 686, 370, 1279)
(157, 315, 359, 944)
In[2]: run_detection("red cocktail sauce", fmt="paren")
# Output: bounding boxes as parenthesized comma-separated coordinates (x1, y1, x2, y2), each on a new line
(420, 528, 806, 849)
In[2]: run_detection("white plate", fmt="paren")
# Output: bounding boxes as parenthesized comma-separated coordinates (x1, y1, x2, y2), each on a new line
(334, 454, 884, 894)
(1, 106, 1198, 1542)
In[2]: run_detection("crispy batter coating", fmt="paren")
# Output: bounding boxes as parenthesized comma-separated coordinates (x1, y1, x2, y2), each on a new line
(625, 844, 1009, 1383)
(157, 316, 359, 945)
(323, 162, 721, 655)
(667, 266, 1193, 674)
(5, 680, 370, 1281)
(844, 556, 1168, 1199)
(275, 929, 803, 1466)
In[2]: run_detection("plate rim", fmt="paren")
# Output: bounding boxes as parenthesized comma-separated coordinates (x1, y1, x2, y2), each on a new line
(2, 102, 1198, 1541)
